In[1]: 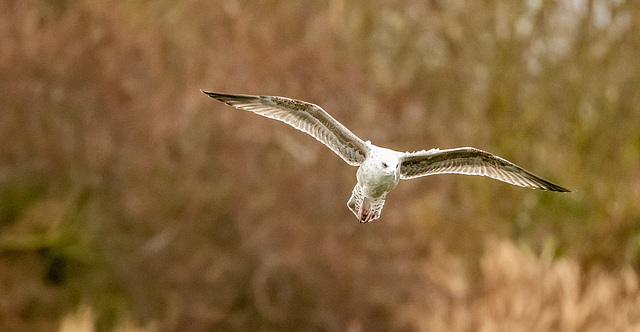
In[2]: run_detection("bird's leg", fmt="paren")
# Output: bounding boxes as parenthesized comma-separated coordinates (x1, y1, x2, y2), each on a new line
(358, 205, 365, 222)
(358, 198, 372, 223)
(362, 211, 374, 223)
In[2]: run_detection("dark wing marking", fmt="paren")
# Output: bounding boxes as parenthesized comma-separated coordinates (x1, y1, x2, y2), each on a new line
(400, 147, 570, 192)
(202, 91, 369, 165)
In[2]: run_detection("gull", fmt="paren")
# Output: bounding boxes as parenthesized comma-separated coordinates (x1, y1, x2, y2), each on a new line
(202, 91, 570, 223)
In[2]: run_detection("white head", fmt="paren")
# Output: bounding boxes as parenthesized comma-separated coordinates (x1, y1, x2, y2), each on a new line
(373, 147, 401, 175)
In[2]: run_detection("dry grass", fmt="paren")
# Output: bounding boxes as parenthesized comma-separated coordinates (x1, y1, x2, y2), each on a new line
(398, 240, 640, 331)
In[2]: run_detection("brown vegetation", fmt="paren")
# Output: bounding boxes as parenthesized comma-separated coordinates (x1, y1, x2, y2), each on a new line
(1, 0, 639, 330)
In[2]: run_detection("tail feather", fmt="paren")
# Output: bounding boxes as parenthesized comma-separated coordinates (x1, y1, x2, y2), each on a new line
(347, 185, 386, 223)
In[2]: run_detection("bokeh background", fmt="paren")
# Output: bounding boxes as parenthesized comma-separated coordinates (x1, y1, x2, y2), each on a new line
(1, 0, 640, 331)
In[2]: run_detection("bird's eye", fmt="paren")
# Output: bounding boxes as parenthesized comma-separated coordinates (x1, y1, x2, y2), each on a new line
(382, 162, 388, 168)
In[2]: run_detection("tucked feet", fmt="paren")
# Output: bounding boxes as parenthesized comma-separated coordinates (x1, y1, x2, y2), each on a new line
(348, 185, 382, 223)
(358, 205, 375, 223)
(357, 200, 378, 223)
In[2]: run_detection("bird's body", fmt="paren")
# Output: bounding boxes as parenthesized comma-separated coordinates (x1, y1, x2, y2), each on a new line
(202, 90, 570, 223)
(349, 144, 401, 222)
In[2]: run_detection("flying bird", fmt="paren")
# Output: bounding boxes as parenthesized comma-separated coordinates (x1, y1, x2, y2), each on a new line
(202, 90, 570, 223)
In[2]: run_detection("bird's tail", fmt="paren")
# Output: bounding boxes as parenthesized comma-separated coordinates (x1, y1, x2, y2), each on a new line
(347, 185, 386, 223)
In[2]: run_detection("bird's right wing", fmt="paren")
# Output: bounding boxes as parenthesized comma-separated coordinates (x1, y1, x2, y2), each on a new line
(400, 147, 570, 192)
(202, 91, 369, 166)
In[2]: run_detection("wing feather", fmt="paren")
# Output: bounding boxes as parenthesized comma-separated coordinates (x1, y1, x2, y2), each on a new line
(202, 91, 369, 165)
(400, 147, 570, 192)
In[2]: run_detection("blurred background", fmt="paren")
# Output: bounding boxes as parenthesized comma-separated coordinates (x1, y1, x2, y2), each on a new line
(1, 0, 640, 330)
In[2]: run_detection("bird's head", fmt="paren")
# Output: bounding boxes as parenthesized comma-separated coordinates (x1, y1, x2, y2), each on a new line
(376, 150, 401, 175)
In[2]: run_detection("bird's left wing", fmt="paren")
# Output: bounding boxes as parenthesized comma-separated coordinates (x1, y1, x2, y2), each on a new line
(202, 91, 369, 166)
(400, 147, 570, 192)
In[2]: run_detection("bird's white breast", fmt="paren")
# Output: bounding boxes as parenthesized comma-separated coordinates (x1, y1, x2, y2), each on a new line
(356, 146, 402, 198)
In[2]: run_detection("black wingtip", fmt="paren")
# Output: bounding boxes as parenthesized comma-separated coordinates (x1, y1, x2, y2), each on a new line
(200, 90, 259, 103)
(551, 186, 571, 193)
(542, 182, 571, 193)
(200, 90, 231, 99)
(200, 90, 240, 105)
(201, 90, 218, 98)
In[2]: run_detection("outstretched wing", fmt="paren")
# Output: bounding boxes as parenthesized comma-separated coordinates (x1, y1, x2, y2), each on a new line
(400, 147, 570, 192)
(202, 91, 369, 166)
